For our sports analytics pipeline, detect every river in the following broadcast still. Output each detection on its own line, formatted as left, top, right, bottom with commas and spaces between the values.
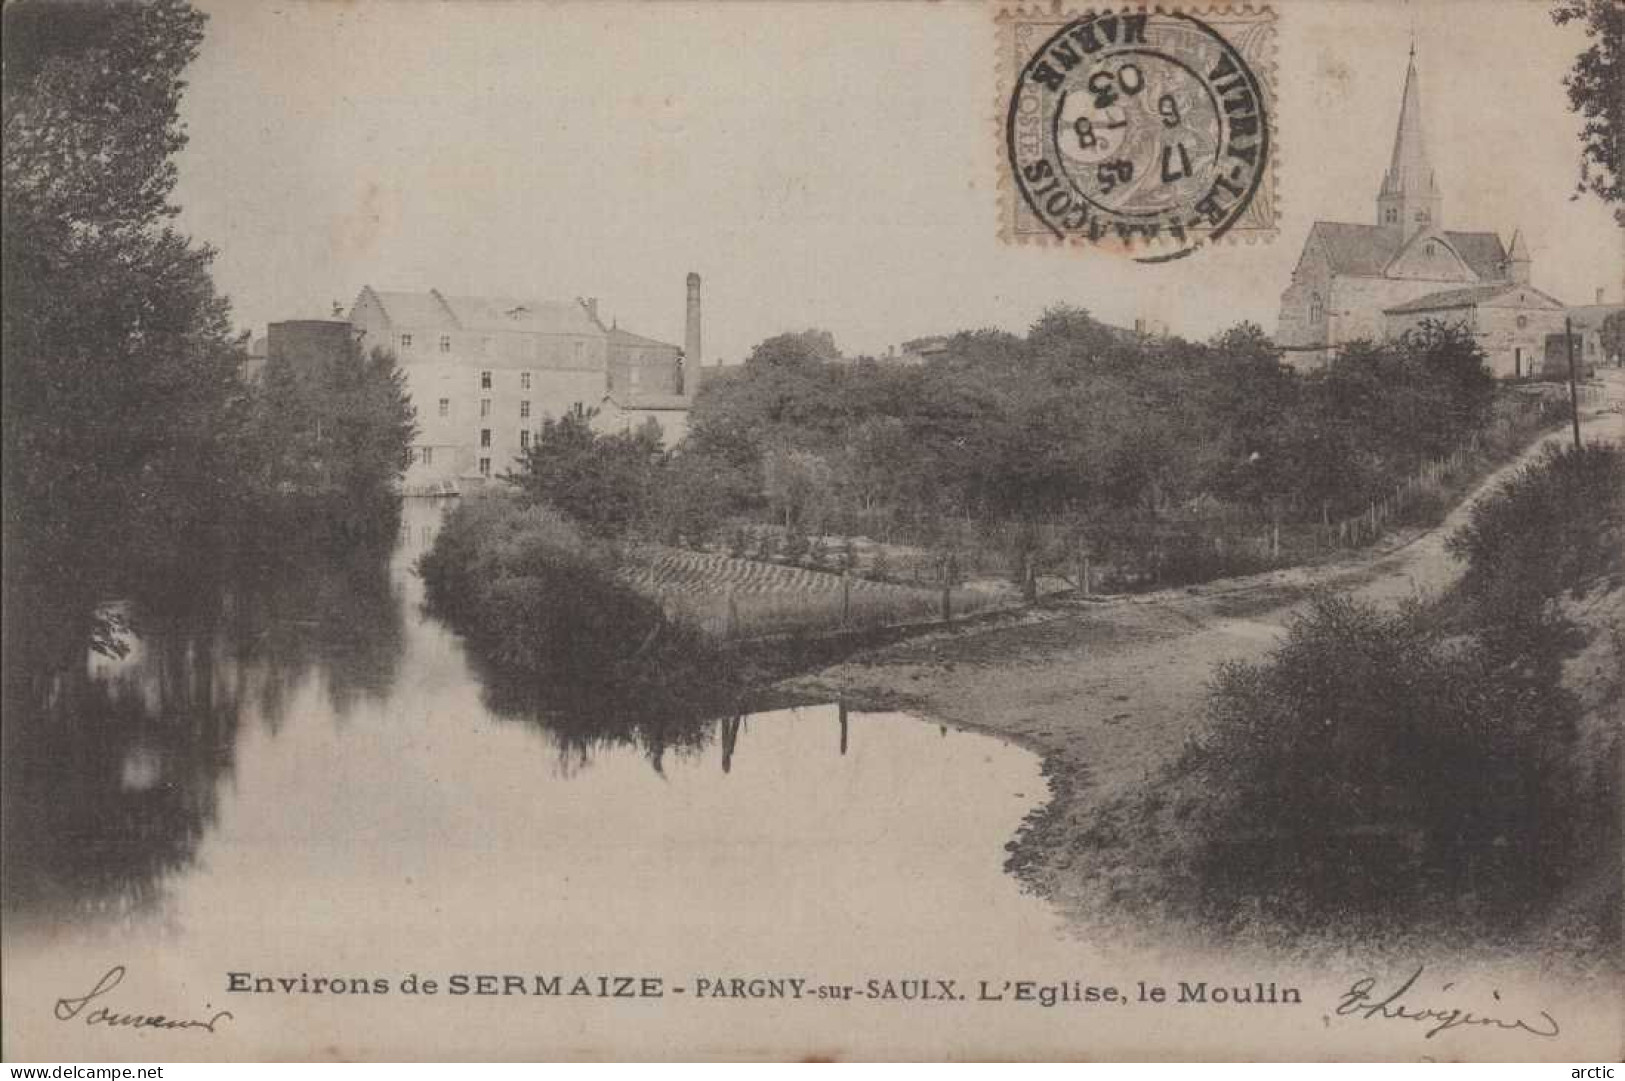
2, 497, 1073, 1058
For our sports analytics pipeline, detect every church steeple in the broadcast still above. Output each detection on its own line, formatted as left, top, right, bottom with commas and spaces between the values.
1377, 48, 1442, 238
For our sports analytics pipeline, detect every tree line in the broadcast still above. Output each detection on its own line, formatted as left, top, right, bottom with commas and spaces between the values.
506, 310, 1514, 589
3, 0, 415, 679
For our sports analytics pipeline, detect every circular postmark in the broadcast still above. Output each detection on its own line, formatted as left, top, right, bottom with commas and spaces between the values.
1006, 11, 1269, 261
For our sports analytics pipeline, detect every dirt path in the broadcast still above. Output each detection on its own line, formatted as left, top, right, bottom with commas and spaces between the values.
776, 407, 1624, 923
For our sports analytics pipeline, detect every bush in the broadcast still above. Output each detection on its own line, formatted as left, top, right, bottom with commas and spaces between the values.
1449, 442, 1625, 627
417, 492, 726, 704
1186, 592, 1582, 928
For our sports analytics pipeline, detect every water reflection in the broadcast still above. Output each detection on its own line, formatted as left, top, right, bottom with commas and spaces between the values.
2, 546, 408, 926
3, 498, 1053, 964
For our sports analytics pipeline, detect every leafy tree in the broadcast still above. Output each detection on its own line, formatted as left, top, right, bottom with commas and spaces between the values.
1553, 0, 1625, 224
504, 410, 661, 537
245, 339, 417, 546
3, 0, 248, 663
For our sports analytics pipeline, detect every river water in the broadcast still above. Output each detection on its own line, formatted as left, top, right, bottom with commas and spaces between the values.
5, 498, 1613, 1060
2, 497, 1073, 1058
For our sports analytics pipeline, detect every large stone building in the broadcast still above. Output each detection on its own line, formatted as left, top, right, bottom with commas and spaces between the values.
1276, 50, 1568, 378
349, 276, 701, 491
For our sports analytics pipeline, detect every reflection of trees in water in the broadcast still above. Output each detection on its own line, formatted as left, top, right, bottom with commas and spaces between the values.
1, 545, 406, 924
466, 651, 730, 776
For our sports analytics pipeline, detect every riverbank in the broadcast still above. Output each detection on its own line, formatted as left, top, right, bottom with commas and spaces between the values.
775, 407, 1625, 959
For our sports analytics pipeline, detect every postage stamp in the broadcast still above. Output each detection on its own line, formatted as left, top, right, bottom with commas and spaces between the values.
998, 5, 1278, 260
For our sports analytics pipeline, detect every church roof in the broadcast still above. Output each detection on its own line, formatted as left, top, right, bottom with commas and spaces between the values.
1384, 282, 1566, 315
1307, 222, 1508, 280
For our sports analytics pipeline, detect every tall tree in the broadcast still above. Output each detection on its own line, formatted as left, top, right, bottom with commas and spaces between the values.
3, 0, 246, 664
1552, 0, 1625, 224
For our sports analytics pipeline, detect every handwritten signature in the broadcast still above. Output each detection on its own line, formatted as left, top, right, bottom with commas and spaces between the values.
1335, 965, 1559, 1040
55, 966, 233, 1034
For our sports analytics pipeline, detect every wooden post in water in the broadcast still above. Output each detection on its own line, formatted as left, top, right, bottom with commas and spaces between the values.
838, 700, 848, 757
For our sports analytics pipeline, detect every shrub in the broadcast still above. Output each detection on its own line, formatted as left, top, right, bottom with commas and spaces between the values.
1187, 592, 1582, 928
417, 492, 726, 704
1449, 442, 1625, 627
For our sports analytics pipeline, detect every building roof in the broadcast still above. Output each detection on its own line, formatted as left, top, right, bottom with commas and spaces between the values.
602, 391, 692, 411
438, 295, 601, 336
363, 289, 458, 329
1307, 221, 1509, 280
607, 326, 680, 351
1567, 303, 1624, 330
1383, 282, 1566, 315
357, 288, 603, 337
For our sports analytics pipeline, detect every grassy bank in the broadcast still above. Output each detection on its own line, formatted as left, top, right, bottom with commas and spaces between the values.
1062, 441, 1623, 957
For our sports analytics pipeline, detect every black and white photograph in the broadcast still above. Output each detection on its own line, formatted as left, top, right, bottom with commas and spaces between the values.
2, 0, 1621, 1063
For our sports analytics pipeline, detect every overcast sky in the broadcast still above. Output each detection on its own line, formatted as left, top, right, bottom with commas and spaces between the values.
173, 0, 1623, 362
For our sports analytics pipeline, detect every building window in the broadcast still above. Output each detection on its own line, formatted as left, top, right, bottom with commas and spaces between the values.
480, 398, 491, 418
520, 400, 531, 419
520, 430, 530, 450
422, 447, 433, 467
1309, 292, 1324, 324
439, 334, 451, 353
1425, 241, 1436, 257
479, 457, 491, 477
480, 428, 491, 448
1384, 208, 1397, 224
438, 398, 449, 417
1516, 315, 1529, 329
400, 333, 413, 350
521, 372, 532, 391
480, 370, 492, 390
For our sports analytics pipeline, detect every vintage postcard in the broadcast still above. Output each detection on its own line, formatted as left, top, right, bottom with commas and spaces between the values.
2, 0, 1622, 1064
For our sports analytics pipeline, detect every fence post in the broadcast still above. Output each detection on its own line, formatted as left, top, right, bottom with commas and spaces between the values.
941, 580, 951, 624
1082, 556, 1091, 596
841, 570, 851, 626
1022, 551, 1037, 605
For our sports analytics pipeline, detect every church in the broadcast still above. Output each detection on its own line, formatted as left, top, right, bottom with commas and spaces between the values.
1276, 50, 1570, 378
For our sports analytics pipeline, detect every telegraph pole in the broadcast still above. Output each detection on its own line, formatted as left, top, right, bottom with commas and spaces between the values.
1566, 315, 1582, 450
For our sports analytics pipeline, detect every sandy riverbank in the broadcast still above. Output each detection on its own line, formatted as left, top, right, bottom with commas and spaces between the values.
776, 407, 1625, 946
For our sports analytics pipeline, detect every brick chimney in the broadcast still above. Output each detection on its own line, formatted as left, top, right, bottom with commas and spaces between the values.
684, 273, 702, 369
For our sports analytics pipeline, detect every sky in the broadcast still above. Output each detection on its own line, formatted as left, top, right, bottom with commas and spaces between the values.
171, 0, 1625, 362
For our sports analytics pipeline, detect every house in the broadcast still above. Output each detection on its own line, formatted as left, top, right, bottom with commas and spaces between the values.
1567, 294, 1625, 369
592, 390, 695, 446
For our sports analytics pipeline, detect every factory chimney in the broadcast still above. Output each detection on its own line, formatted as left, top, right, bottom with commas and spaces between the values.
685, 272, 702, 370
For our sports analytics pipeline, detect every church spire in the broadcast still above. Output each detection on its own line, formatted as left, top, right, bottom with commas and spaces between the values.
1377, 48, 1442, 237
